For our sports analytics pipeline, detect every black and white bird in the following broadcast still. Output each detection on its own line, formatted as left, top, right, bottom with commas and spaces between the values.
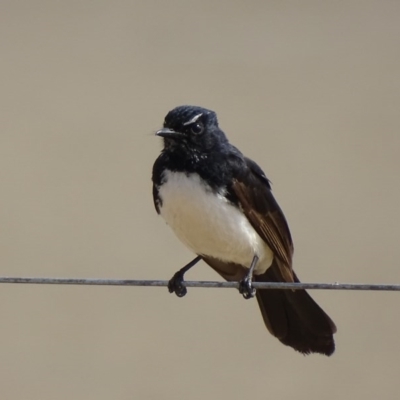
152, 105, 336, 355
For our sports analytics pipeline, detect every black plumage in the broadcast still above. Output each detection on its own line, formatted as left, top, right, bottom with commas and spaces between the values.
152, 105, 336, 355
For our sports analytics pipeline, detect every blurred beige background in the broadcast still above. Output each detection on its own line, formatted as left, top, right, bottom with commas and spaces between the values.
1, 1, 400, 399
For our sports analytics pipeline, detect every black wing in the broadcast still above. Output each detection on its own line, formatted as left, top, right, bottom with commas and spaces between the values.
230, 157, 294, 282
152, 155, 165, 215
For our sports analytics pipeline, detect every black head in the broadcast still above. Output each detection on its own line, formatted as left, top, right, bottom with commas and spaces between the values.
156, 105, 228, 152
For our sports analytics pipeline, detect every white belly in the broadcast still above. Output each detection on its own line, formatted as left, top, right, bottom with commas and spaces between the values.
157, 171, 273, 273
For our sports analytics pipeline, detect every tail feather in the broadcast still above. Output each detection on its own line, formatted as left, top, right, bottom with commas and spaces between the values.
255, 262, 336, 356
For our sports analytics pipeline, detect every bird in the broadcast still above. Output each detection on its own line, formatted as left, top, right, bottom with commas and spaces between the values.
152, 105, 336, 356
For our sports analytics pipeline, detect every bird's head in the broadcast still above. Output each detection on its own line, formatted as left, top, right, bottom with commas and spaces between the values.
156, 105, 228, 153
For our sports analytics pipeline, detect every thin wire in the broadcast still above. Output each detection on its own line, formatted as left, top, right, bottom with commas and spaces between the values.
0, 277, 399, 291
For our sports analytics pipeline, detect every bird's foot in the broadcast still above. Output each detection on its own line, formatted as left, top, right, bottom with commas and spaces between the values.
168, 270, 187, 297
167, 256, 202, 297
238, 276, 256, 299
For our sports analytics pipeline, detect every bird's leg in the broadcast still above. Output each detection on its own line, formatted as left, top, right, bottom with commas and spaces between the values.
168, 256, 202, 297
238, 255, 259, 299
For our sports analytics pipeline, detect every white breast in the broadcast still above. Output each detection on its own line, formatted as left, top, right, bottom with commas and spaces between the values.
157, 170, 273, 273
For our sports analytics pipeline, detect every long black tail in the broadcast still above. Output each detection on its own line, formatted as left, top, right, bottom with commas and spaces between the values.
255, 262, 336, 356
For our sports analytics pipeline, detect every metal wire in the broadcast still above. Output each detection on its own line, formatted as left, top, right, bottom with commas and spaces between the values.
0, 277, 399, 291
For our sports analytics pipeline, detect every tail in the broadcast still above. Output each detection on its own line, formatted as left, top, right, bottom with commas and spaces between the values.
255, 261, 337, 356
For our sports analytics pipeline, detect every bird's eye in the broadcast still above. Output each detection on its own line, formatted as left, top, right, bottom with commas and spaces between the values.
190, 122, 204, 135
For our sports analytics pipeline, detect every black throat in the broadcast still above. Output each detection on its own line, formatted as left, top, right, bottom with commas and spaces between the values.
152, 142, 245, 194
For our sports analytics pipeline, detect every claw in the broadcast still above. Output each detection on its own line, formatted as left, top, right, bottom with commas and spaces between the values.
167, 256, 202, 298
168, 271, 188, 297
238, 276, 256, 299
238, 255, 258, 299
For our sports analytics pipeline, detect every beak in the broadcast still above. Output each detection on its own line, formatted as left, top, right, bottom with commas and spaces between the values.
156, 128, 183, 139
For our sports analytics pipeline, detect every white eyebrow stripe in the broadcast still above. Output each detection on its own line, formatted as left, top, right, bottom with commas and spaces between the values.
183, 113, 203, 126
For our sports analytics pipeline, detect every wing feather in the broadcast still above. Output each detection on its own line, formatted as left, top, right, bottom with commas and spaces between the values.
231, 158, 294, 282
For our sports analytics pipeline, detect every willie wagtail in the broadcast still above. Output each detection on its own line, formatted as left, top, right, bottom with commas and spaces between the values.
152, 105, 336, 355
